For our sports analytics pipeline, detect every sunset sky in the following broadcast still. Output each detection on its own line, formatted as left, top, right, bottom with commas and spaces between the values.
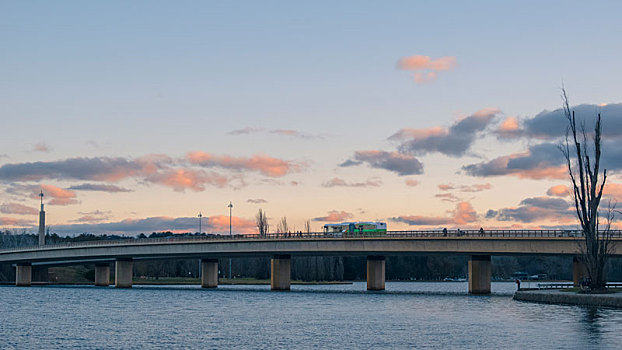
1, 1, 622, 235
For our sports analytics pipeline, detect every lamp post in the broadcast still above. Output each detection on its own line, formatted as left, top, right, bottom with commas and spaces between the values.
228, 201, 233, 280
198, 212, 202, 234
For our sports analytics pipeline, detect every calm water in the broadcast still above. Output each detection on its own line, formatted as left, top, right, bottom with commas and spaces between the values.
2, 282, 622, 349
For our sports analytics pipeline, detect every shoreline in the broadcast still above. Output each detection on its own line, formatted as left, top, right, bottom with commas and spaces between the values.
514, 289, 622, 308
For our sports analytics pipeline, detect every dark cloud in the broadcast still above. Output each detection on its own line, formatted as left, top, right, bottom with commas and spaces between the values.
321, 177, 382, 188
340, 151, 423, 176
247, 198, 267, 204
390, 108, 501, 157
68, 183, 133, 193
462, 143, 567, 179
48, 215, 256, 235
488, 196, 573, 223
521, 103, 622, 140
0, 157, 150, 182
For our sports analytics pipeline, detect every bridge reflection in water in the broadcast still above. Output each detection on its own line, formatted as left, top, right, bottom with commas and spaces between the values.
2, 230, 621, 294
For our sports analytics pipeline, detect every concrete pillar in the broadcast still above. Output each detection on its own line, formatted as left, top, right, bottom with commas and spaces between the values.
271, 255, 291, 291
115, 258, 133, 288
573, 257, 588, 287
95, 263, 110, 287
15, 263, 32, 287
201, 259, 218, 288
468, 255, 491, 294
367, 256, 386, 291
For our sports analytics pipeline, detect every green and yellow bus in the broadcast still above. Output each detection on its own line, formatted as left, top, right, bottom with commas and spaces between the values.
323, 222, 387, 236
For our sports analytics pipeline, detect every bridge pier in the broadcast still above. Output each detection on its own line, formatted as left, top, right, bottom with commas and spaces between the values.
468, 255, 491, 294
95, 263, 110, 286
115, 258, 133, 288
573, 257, 588, 287
367, 256, 385, 291
15, 263, 32, 287
271, 255, 291, 291
201, 259, 219, 288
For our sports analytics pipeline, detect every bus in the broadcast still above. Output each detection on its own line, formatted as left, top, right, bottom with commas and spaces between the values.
323, 222, 387, 236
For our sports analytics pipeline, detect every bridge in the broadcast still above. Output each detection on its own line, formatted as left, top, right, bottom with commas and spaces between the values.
2, 229, 621, 294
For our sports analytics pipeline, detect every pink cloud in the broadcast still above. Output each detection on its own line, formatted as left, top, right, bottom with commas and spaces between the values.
391, 201, 477, 226
547, 185, 571, 197
405, 179, 419, 187
187, 152, 300, 177
0, 203, 38, 215
321, 177, 382, 188
208, 215, 256, 232
146, 169, 229, 192
453, 202, 477, 225
40, 184, 78, 206
0, 217, 33, 226
496, 116, 522, 138
313, 210, 354, 222
33, 143, 50, 152
604, 183, 622, 201
397, 55, 457, 83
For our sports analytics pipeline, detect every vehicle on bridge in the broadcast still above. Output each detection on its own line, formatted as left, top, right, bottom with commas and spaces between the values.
323, 222, 387, 236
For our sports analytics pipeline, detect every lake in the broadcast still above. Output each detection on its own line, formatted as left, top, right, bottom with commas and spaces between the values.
2, 282, 621, 349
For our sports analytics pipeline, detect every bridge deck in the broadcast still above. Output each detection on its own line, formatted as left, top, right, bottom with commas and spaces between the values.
1, 230, 621, 265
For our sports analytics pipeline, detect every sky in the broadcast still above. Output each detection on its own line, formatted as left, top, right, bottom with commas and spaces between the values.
1, 1, 622, 235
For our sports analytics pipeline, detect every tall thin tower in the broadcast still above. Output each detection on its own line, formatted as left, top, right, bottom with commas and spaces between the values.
38, 190, 45, 246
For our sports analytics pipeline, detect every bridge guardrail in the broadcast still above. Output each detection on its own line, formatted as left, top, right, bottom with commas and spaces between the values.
1, 229, 621, 253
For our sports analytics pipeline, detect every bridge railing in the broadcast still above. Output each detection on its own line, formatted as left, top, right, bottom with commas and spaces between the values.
2, 229, 622, 253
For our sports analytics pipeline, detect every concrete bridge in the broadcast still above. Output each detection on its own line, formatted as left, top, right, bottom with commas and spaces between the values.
2, 230, 621, 294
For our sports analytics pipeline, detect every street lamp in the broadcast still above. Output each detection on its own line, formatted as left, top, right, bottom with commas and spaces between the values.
228, 201, 233, 280
198, 212, 202, 234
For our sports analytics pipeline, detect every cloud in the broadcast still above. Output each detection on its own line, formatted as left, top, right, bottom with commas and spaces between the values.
33, 143, 50, 152
603, 183, 622, 201
547, 185, 570, 197
228, 127, 263, 135
487, 196, 573, 223
390, 201, 477, 226
405, 179, 419, 187
0, 156, 162, 182
0, 203, 38, 215
228, 127, 325, 139
391, 108, 501, 157
495, 116, 522, 138
48, 215, 256, 235
247, 198, 267, 204
187, 152, 301, 177
313, 210, 354, 222
145, 169, 229, 192
340, 150, 423, 176
0, 217, 33, 227
321, 177, 382, 188
435, 193, 461, 202
396, 55, 457, 83
68, 183, 133, 193
40, 184, 78, 205
520, 103, 622, 140
438, 183, 492, 192
462, 143, 567, 180
6, 184, 79, 206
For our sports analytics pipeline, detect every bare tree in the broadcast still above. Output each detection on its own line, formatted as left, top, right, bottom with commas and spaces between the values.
276, 216, 289, 234
560, 89, 614, 292
255, 209, 269, 237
